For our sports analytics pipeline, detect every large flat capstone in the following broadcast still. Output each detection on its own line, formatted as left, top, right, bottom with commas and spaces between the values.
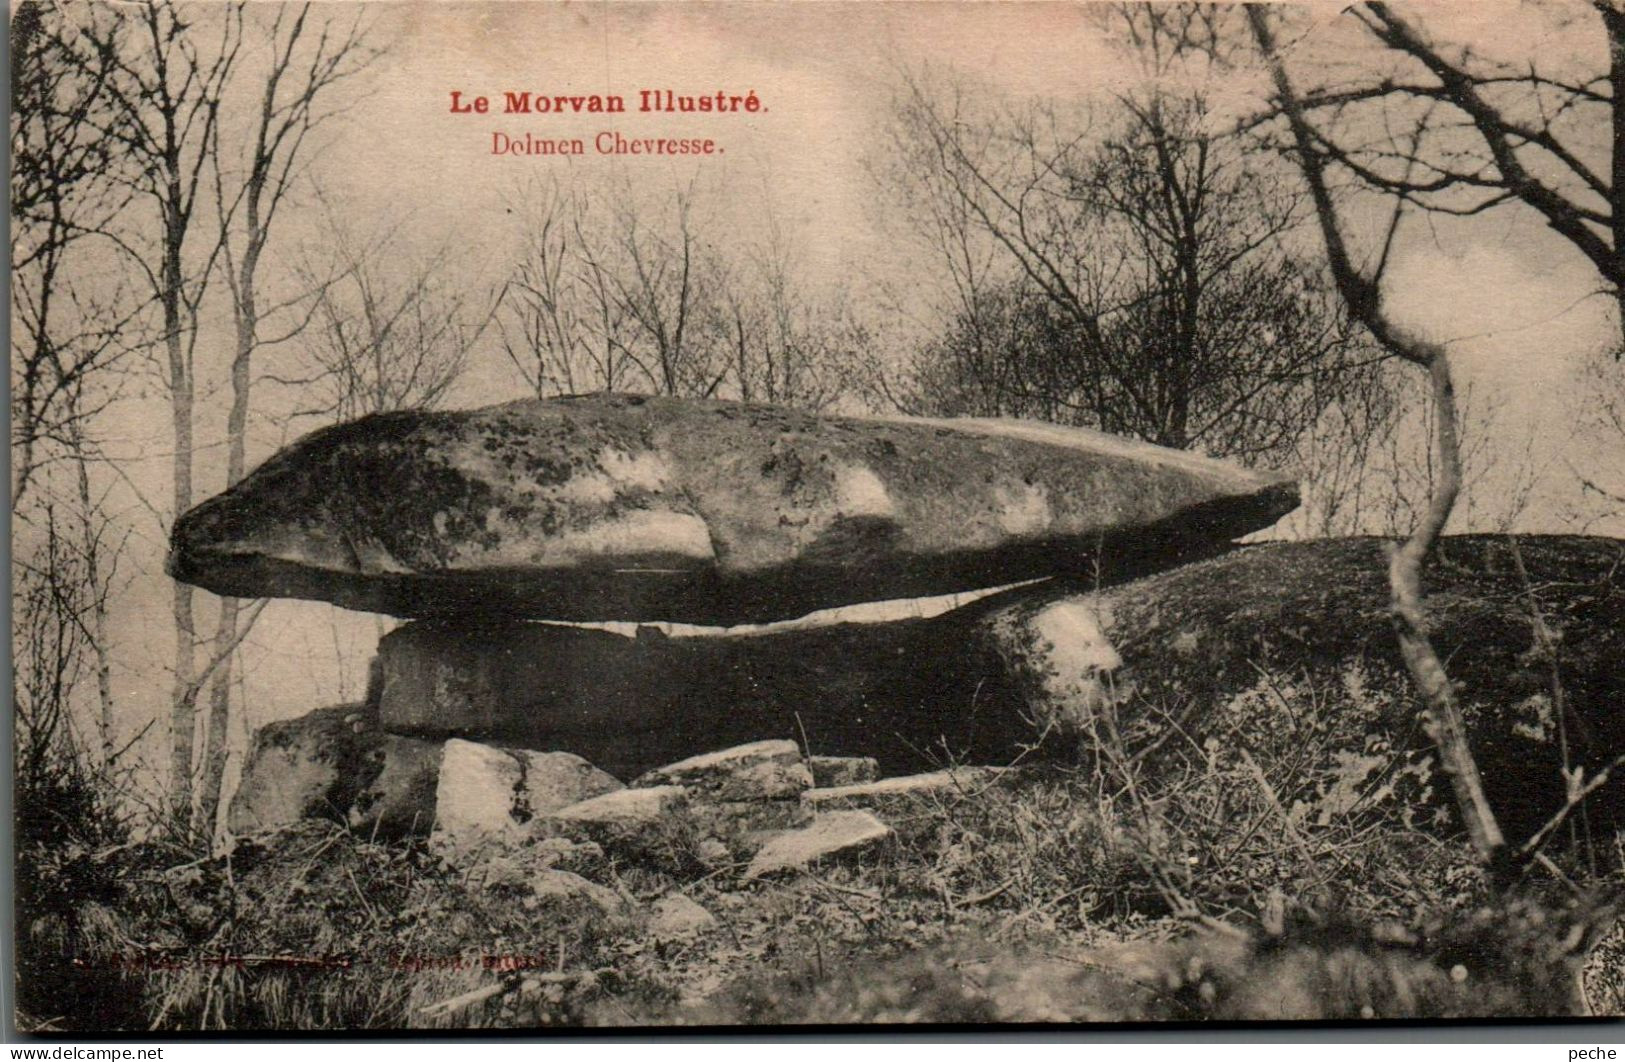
166, 394, 1297, 624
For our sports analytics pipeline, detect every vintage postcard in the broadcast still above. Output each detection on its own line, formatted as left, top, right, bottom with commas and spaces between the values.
10, 0, 1625, 1036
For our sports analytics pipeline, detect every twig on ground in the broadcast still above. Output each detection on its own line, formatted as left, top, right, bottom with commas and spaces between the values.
1520, 754, 1625, 864
418, 980, 509, 1019
960, 879, 1015, 908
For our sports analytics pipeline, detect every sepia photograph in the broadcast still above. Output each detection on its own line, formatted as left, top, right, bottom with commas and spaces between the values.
8, 0, 1625, 1036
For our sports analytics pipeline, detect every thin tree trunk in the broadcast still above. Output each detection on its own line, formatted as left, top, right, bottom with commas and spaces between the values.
196, 207, 261, 839
1606, 2, 1625, 352
70, 424, 116, 770
198, 598, 240, 837
1248, 4, 1508, 878
1386, 350, 1507, 870
165, 211, 197, 831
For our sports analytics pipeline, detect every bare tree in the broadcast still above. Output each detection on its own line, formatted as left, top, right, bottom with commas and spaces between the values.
71, 0, 381, 837
1571, 342, 1625, 527
496, 178, 639, 396
877, 17, 1377, 461
496, 177, 860, 408
1258, 0, 1622, 349
13, 494, 122, 780
899, 281, 1092, 422
67, 420, 126, 770
85, 0, 244, 832
602, 186, 729, 397
12, 411, 130, 798
1283, 365, 1546, 538
11, 1, 148, 833
1246, 0, 1625, 873
14, 502, 95, 803
720, 219, 865, 411
1248, 5, 1508, 876
289, 223, 487, 424
9, 0, 142, 509
1280, 359, 1407, 537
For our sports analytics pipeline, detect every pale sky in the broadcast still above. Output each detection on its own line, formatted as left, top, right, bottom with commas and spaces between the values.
302, 0, 1621, 432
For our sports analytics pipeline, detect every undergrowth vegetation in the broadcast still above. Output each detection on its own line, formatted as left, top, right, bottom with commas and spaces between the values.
1079, 661, 1480, 921
18, 654, 1618, 1032
14, 744, 143, 1033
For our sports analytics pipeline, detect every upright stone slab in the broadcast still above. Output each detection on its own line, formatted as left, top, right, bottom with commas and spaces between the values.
167, 394, 1298, 625
376, 579, 1122, 777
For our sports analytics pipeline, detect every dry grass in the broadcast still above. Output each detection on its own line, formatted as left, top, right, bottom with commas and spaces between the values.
16, 656, 1622, 1031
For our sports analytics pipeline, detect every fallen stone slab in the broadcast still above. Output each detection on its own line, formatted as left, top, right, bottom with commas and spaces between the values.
229, 705, 627, 843
227, 703, 442, 839
166, 393, 1298, 625
695, 838, 732, 866
801, 767, 1015, 811
634, 740, 812, 801
744, 810, 893, 879
809, 756, 880, 788
550, 786, 689, 830
690, 800, 812, 845
376, 581, 1127, 778
433, 739, 622, 846
531, 836, 605, 872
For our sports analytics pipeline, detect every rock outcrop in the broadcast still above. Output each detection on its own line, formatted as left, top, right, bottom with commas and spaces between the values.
1033, 534, 1625, 842
167, 393, 1297, 625
227, 704, 441, 838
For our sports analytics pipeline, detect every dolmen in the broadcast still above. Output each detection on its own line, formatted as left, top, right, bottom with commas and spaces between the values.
166, 393, 1299, 841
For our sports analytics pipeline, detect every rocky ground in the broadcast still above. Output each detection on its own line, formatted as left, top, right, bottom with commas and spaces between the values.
16, 754, 1620, 1031
17, 534, 1625, 1031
